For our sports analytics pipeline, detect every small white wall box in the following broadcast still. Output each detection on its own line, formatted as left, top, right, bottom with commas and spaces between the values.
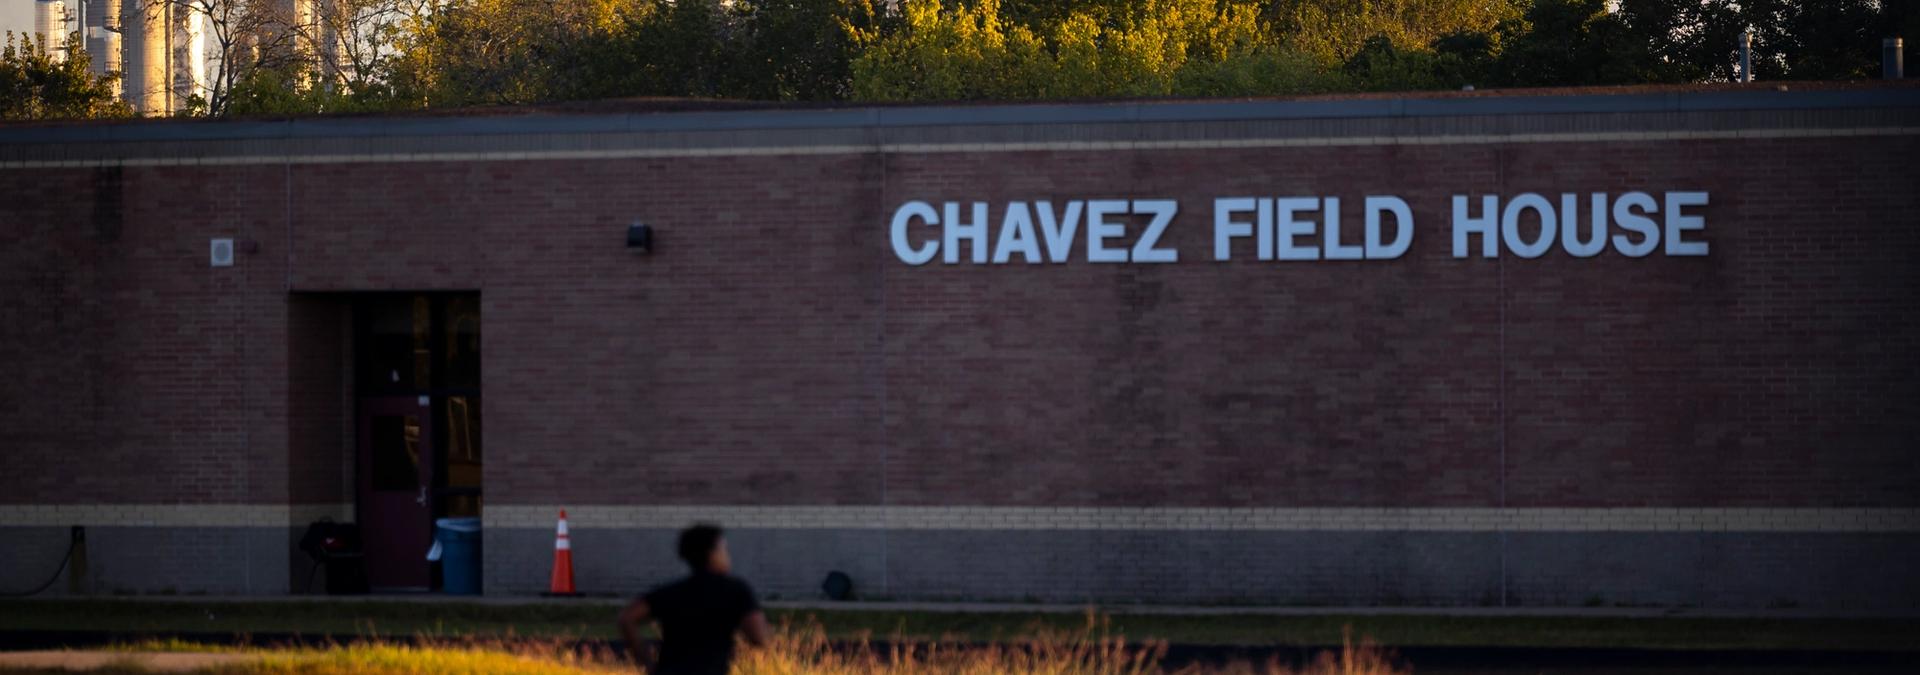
210, 238, 235, 267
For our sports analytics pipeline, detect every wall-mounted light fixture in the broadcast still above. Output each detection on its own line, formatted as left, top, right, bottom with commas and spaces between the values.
627, 222, 653, 253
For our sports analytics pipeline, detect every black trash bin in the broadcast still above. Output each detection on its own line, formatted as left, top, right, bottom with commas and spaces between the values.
299, 520, 369, 595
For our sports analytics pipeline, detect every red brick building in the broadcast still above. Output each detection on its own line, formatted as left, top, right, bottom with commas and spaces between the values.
2, 85, 1916, 607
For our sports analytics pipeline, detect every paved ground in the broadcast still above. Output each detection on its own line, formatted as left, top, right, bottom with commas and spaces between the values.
71, 594, 1920, 619
0, 651, 250, 672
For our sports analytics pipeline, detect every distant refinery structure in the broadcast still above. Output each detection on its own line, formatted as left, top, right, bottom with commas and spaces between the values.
30, 0, 346, 115
33, 0, 68, 60
118, 1, 209, 114
82, 0, 123, 97
31, 0, 210, 114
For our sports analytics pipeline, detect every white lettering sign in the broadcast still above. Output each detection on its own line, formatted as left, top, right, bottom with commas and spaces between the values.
888, 192, 1710, 264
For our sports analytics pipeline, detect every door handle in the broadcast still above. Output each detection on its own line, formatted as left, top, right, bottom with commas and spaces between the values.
416, 486, 428, 506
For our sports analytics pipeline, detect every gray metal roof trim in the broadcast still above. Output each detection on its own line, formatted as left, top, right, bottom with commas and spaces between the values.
875, 102, 1146, 126
284, 115, 634, 138
620, 107, 879, 132
1396, 94, 1675, 117
2, 87, 1916, 147
3, 120, 295, 145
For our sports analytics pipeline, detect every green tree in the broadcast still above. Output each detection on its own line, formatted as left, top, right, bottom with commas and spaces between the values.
222, 64, 406, 117
848, 0, 1054, 100
1271, 0, 1523, 61
1048, 0, 1266, 97
1492, 0, 1678, 87
1759, 0, 1890, 80
729, 0, 888, 100
574, 0, 737, 99
1342, 36, 1449, 91
1172, 46, 1346, 97
1620, 0, 1908, 82
1330, 29, 1509, 93
850, 0, 1303, 101
221, 67, 319, 116
1000, 0, 1146, 31
1615, 0, 1745, 82
0, 32, 131, 121
304, 0, 432, 103
388, 0, 624, 106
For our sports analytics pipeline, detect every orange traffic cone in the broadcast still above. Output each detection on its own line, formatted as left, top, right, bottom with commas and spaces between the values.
546, 509, 578, 596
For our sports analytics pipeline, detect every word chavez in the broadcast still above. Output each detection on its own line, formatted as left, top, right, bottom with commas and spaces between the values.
888, 192, 1710, 265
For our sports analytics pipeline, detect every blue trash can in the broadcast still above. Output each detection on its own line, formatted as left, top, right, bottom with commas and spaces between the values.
433, 517, 483, 595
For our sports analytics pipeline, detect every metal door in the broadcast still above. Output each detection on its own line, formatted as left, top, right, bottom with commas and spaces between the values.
357, 396, 435, 590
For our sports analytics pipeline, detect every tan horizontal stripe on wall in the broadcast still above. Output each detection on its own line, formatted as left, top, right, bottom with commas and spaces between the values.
1, 126, 1914, 170
485, 506, 1920, 533
0, 504, 352, 527
3, 504, 1913, 532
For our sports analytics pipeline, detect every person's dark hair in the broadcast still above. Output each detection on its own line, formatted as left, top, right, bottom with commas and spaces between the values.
677, 524, 724, 570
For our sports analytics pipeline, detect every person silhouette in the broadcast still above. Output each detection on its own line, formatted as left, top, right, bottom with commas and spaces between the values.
618, 524, 771, 674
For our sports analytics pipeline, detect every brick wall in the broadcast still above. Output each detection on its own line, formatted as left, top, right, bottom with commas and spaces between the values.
276, 137, 1915, 512
203, 136, 1916, 514
0, 165, 293, 505
287, 295, 349, 506
1, 95, 1915, 602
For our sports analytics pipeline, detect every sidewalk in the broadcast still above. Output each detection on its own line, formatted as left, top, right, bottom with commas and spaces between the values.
36, 594, 1919, 619
0, 651, 251, 672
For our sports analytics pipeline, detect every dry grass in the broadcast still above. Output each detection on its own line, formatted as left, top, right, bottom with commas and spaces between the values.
39, 615, 1408, 675
221, 641, 623, 675
735, 616, 1403, 675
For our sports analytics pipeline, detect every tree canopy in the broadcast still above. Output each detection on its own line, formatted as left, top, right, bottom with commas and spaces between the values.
1, 32, 131, 121
0, 0, 1910, 120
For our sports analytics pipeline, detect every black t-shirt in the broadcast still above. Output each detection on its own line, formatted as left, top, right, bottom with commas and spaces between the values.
642, 572, 761, 675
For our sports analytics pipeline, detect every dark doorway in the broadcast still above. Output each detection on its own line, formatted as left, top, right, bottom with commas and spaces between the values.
353, 293, 482, 591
